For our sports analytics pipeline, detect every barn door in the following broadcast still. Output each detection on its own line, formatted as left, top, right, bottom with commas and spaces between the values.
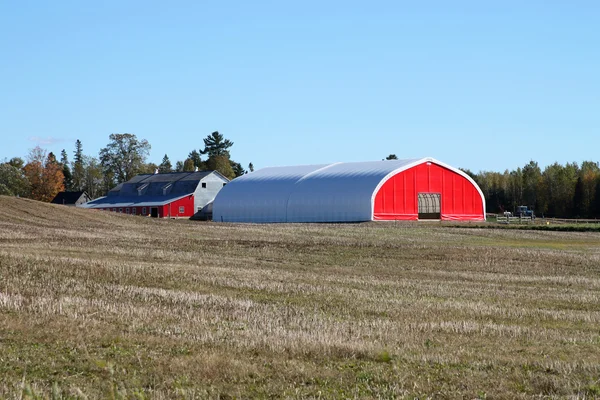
418, 193, 441, 220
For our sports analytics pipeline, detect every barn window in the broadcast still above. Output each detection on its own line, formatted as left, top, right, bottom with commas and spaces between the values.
179, 206, 185, 213
131, 208, 136, 215
142, 207, 147, 215
112, 208, 116, 212
119, 208, 123, 213
126, 208, 130, 214
202, 182, 207, 188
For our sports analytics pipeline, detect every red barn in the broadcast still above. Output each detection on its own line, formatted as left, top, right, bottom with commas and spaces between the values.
213, 157, 485, 222
83, 170, 229, 219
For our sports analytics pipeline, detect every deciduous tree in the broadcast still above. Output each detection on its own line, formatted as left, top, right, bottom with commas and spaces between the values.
99, 133, 151, 187
0, 162, 30, 197
183, 159, 195, 172
23, 147, 65, 202
82, 156, 104, 199
206, 155, 235, 180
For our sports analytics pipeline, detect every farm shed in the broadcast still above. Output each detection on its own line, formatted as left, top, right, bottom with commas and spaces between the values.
82, 170, 229, 219
213, 158, 485, 223
51, 191, 91, 207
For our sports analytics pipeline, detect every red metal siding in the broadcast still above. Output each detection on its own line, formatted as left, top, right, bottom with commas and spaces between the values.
161, 195, 195, 218
95, 196, 195, 218
373, 162, 484, 221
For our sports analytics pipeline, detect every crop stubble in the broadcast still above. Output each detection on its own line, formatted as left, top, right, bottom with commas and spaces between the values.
1, 196, 599, 398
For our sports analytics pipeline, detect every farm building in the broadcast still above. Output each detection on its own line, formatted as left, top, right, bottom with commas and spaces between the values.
213, 157, 485, 223
51, 191, 91, 207
82, 170, 229, 218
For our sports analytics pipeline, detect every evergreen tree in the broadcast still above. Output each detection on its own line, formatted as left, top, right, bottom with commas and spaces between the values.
47, 152, 58, 165
8, 157, 24, 169
200, 131, 233, 158
248, 162, 254, 173
594, 178, 600, 218
231, 161, 245, 177
385, 154, 398, 160
158, 154, 172, 173
187, 150, 204, 169
60, 149, 73, 191
175, 160, 184, 172
572, 176, 585, 217
72, 139, 85, 191
522, 161, 542, 213
579, 161, 600, 218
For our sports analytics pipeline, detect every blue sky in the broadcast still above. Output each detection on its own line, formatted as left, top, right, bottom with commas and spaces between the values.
1, 1, 598, 172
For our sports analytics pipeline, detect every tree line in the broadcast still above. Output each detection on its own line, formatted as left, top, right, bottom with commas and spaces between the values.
383, 155, 600, 219
0, 131, 252, 203
463, 161, 600, 218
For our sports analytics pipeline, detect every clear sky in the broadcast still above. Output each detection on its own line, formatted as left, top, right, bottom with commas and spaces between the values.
1, 1, 598, 173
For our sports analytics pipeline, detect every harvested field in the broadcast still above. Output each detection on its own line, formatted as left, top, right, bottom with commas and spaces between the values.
1, 196, 600, 398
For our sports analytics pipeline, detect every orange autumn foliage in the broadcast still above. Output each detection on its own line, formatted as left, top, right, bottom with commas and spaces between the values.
23, 148, 65, 202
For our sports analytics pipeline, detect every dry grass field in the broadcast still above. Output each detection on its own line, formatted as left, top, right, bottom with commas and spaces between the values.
1, 196, 600, 399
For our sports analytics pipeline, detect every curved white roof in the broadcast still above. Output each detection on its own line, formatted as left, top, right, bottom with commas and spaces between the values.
213, 158, 485, 223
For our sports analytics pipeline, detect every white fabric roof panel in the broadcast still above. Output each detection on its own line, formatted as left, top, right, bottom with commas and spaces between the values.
213, 164, 329, 222
213, 159, 427, 223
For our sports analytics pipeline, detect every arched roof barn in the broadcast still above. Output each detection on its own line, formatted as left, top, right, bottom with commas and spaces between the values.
213, 157, 485, 223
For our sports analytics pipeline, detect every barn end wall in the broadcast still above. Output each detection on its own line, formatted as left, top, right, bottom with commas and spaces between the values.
372, 162, 485, 221
194, 174, 228, 214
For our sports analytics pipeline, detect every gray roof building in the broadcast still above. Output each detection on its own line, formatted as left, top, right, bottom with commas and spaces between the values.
82, 171, 229, 219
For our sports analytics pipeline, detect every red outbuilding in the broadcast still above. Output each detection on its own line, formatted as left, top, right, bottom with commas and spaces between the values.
82, 170, 229, 219
373, 160, 484, 221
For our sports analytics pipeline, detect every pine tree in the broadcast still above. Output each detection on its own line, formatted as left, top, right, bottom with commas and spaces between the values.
200, 131, 233, 158
248, 162, 254, 172
158, 154, 172, 173
72, 139, 85, 191
187, 150, 203, 169
60, 149, 73, 191
231, 161, 245, 177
